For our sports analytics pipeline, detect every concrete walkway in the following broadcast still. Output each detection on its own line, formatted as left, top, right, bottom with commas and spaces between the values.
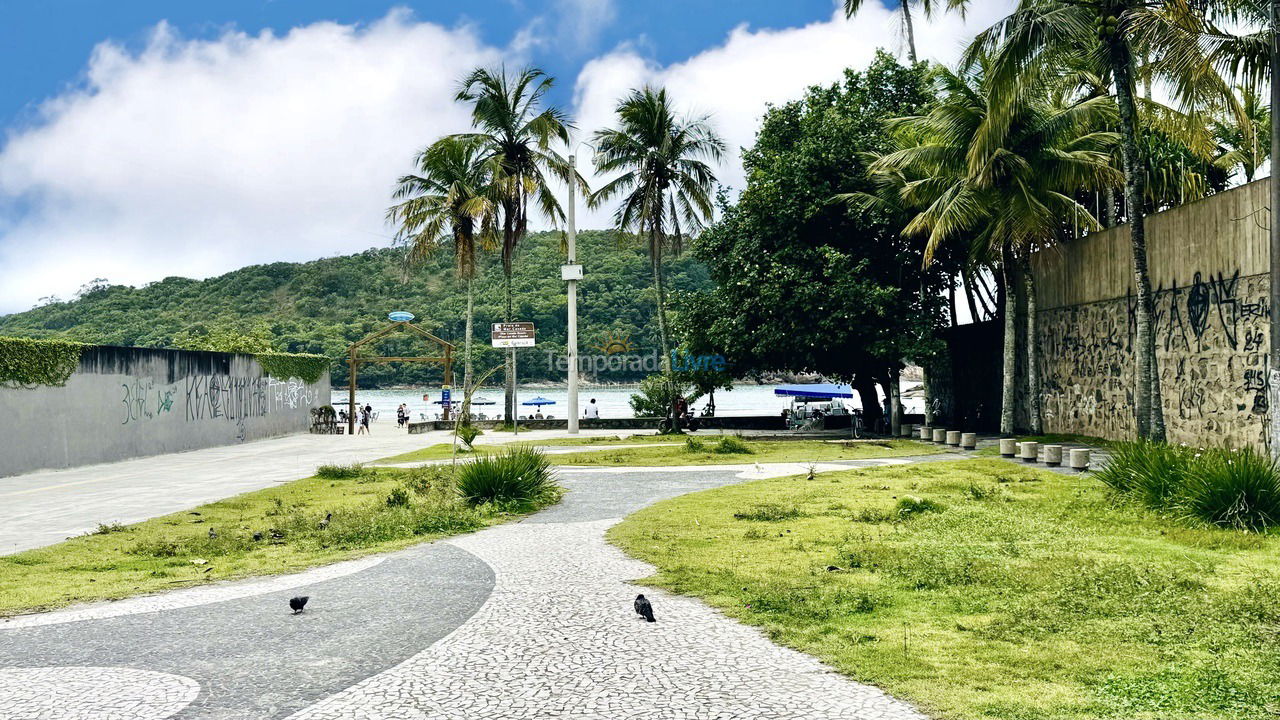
0, 461, 934, 720
0, 426, 654, 555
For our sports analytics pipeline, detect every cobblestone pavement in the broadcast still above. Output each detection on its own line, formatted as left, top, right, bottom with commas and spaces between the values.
0, 460, 940, 719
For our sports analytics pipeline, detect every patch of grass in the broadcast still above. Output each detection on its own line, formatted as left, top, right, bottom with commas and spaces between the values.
0, 463, 560, 618
554, 438, 943, 466
608, 458, 1280, 720
684, 437, 707, 453
456, 446, 559, 508
315, 463, 368, 479
712, 436, 753, 454
733, 503, 806, 521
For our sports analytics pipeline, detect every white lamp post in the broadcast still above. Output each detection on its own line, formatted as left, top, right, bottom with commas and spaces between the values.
564, 151, 584, 433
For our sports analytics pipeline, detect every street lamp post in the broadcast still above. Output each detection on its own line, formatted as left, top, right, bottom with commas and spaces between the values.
566, 153, 581, 434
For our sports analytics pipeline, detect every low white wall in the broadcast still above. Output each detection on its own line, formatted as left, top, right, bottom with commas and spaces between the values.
0, 346, 330, 477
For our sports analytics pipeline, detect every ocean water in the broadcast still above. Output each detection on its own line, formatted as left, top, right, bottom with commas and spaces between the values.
331, 382, 924, 422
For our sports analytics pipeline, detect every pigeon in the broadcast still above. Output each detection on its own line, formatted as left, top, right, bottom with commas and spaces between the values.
252, 531, 263, 542
289, 596, 309, 614
270, 529, 285, 540
634, 594, 656, 623
208, 528, 218, 540
318, 513, 331, 530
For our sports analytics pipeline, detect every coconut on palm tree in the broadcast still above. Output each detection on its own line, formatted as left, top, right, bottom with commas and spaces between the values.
588, 86, 725, 426
865, 59, 1121, 434
451, 66, 583, 424
387, 136, 495, 402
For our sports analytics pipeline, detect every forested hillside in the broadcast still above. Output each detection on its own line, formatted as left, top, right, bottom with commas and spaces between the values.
0, 231, 711, 387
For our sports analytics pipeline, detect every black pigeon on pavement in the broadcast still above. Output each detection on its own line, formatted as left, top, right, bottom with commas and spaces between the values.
318, 512, 331, 530
289, 596, 309, 614
634, 594, 656, 623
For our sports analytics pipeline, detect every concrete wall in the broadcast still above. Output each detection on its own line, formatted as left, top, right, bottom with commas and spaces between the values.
1032, 179, 1270, 448
0, 346, 330, 476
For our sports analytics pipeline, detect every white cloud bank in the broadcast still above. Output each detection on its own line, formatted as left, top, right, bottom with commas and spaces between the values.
0, 2, 1013, 314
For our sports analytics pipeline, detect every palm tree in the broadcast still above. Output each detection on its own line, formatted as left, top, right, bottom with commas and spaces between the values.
1210, 84, 1269, 182
452, 66, 582, 423
843, 0, 970, 63
589, 87, 725, 424
866, 59, 1121, 434
967, 0, 1235, 442
387, 136, 495, 402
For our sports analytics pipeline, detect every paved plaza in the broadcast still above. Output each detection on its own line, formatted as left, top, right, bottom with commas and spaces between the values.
0, 455, 936, 719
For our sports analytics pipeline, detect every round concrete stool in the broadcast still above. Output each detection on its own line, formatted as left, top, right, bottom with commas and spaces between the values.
999, 438, 1018, 457
1068, 448, 1091, 471
899, 424, 912, 438
960, 432, 977, 450
1043, 445, 1063, 466
932, 428, 947, 443
919, 426, 932, 440
945, 430, 961, 446
1019, 441, 1039, 462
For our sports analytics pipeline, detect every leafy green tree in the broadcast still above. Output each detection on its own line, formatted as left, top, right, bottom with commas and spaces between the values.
865, 58, 1121, 433
453, 66, 583, 422
843, 0, 970, 63
681, 53, 948, 427
589, 86, 725, 423
388, 136, 495, 399
172, 321, 280, 353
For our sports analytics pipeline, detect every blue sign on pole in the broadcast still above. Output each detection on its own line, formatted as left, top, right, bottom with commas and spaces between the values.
441, 389, 451, 404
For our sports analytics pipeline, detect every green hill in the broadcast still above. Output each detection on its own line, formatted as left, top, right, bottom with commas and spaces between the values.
0, 231, 711, 387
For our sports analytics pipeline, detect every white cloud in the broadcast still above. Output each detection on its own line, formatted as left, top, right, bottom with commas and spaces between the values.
0, 10, 502, 313
569, 1, 1015, 230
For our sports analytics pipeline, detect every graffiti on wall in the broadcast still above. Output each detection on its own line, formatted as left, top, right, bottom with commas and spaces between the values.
1040, 270, 1269, 448
118, 374, 319, 428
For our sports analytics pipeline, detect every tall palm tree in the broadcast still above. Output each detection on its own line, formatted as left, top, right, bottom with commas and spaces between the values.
387, 136, 495, 401
1210, 84, 1269, 182
452, 66, 582, 423
867, 59, 1121, 434
843, 0, 970, 63
589, 87, 725, 423
968, 0, 1232, 442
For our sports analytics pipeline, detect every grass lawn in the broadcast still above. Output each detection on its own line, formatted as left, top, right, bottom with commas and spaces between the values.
372, 434, 679, 465
551, 438, 943, 466
0, 465, 560, 618
609, 458, 1280, 720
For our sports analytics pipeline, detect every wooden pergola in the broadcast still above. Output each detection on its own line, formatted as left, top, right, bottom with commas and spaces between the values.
346, 320, 455, 435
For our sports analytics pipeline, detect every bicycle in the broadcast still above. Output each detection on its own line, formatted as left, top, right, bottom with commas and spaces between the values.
850, 411, 865, 439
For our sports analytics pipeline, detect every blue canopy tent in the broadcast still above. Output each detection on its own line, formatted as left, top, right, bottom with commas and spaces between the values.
774, 383, 856, 434
521, 397, 556, 407
773, 383, 854, 401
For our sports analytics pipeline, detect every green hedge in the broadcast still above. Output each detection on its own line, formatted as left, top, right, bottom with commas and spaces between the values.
0, 336, 88, 387
254, 352, 331, 384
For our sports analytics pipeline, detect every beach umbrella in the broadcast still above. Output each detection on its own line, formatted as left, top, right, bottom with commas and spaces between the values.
521, 397, 556, 407
470, 396, 497, 405
431, 399, 460, 405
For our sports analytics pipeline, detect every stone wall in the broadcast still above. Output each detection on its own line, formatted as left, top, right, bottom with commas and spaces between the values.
0, 346, 330, 476
1033, 179, 1270, 448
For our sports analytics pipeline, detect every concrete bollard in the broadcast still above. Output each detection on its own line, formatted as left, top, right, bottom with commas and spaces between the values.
1069, 448, 1091, 471
1043, 445, 1063, 466
919, 426, 932, 440
960, 432, 977, 450
945, 430, 961, 446
999, 438, 1018, 457
932, 428, 948, 443
899, 424, 913, 438
1019, 441, 1039, 462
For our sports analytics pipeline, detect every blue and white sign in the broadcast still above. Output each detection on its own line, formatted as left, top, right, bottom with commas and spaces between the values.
388, 311, 414, 322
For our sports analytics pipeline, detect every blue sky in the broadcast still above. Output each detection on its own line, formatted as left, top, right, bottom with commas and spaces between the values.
0, 0, 1010, 314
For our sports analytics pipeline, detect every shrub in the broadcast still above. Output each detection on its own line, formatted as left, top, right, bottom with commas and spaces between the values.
456, 446, 558, 507
713, 436, 753, 454
456, 424, 482, 450
896, 495, 944, 518
385, 487, 411, 508
316, 463, 366, 480
1181, 447, 1280, 532
733, 503, 805, 521
402, 465, 452, 495
1095, 441, 1194, 507
684, 436, 707, 453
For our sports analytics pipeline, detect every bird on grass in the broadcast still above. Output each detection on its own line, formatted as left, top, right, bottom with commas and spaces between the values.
208, 528, 218, 540
634, 594, 656, 623
252, 531, 263, 542
289, 596, 309, 614
318, 513, 331, 530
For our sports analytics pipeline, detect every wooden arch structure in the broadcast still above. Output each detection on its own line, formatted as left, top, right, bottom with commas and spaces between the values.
346, 320, 455, 435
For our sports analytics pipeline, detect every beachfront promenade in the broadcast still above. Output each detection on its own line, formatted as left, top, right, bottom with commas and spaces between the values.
0, 426, 635, 555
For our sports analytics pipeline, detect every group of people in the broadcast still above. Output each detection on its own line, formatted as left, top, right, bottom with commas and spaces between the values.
336, 398, 608, 431
337, 405, 374, 434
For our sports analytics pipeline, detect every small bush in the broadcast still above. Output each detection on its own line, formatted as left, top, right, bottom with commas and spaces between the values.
853, 506, 895, 523
1181, 447, 1280, 531
713, 436, 753, 454
402, 465, 452, 495
316, 463, 366, 480
94, 522, 127, 535
456, 445, 558, 507
734, 503, 805, 521
385, 487, 411, 507
456, 424, 482, 449
896, 495, 944, 518
1095, 441, 1195, 507
684, 437, 707, 453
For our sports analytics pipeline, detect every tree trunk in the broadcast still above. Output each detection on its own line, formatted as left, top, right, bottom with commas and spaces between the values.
503, 263, 515, 426
464, 279, 474, 398
1104, 187, 1118, 228
1022, 252, 1042, 434
1111, 37, 1165, 442
650, 230, 676, 426
855, 375, 882, 427
899, 0, 918, 63
948, 275, 959, 326
962, 268, 982, 323
888, 366, 902, 436
1000, 253, 1017, 435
